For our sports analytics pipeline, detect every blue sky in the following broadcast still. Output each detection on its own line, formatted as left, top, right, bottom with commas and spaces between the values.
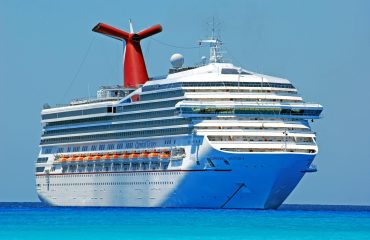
0, 0, 369, 205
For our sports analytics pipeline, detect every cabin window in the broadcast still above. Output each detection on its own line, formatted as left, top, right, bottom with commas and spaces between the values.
36, 157, 48, 163
36, 167, 45, 172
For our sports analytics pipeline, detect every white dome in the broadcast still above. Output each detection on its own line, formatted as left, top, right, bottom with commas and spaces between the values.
170, 53, 184, 69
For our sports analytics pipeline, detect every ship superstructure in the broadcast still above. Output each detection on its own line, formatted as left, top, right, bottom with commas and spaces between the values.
35, 21, 322, 209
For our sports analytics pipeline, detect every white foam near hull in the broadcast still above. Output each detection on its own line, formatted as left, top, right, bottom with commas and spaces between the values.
37, 138, 315, 209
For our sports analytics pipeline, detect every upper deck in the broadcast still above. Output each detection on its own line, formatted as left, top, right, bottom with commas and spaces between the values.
41, 62, 322, 124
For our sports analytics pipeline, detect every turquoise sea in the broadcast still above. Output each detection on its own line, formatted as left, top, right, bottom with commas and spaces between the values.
0, 203, 369, 240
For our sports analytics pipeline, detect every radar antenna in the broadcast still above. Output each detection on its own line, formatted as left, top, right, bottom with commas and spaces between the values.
199, 17, 224, 63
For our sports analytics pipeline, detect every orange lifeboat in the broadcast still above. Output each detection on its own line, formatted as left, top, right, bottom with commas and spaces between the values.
113, 152, 121, 159
148, 151, 159, 158
94, 154, 102, 160
121, 152, 130, 159
102, 153, 112, 160
86, 154, 94, 161
83, 154, 93, 161
139, 151, 149, 158
60, 155, 68, 162
159, 152, 170, 159
129, 152, 139, 159
70, 155, 77, 162
73, 155, 80, 162
77, 154, 85, 161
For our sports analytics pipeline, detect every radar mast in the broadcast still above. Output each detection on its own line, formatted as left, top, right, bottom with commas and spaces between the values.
199, 18, 224, 63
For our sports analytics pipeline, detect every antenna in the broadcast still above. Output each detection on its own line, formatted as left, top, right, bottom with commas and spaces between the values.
199, 17, 224, 63
211, 16, 215, 39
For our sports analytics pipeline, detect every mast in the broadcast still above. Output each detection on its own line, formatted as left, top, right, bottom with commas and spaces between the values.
199, 18, 224, 63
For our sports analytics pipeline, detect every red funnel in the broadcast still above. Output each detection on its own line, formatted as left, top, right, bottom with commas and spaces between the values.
92, 22, 162, 88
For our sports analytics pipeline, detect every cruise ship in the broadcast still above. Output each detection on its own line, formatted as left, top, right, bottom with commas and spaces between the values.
35, 21, 323, 209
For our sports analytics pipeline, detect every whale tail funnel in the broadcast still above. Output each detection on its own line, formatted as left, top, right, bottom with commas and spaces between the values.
93, 21, 162, 88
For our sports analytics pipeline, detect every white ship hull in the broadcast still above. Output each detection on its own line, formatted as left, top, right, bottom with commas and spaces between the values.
36, 137, 315, 209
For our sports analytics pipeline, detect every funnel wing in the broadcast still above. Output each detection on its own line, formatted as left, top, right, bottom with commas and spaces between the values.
137, 24, 162, 40
92, 23, 129, 41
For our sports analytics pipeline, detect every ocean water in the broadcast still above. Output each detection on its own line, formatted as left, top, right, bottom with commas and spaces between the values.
0, 203, 369, 240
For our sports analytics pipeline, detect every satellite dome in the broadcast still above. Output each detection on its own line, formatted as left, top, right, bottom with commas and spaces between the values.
170, 53, 184, 69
